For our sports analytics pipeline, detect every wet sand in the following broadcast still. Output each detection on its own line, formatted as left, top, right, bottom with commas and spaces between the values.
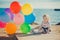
0, 25, 60, 40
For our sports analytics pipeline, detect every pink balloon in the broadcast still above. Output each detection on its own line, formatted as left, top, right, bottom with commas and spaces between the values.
14, 13, 24, 25
0, 21, 6, 28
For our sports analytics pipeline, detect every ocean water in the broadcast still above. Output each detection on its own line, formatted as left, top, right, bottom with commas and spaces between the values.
0, 8, 60, 24
33, 9, 60, 24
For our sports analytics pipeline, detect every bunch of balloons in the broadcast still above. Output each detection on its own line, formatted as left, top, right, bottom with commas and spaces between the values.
0, 1, 36, 34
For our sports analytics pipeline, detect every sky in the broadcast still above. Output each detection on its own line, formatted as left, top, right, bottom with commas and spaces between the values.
0, 0, 60, 9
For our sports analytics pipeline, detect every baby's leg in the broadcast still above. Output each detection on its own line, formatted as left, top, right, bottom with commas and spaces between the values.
31, 28, 38, 34
41, 27, 48, 34
38, 27, 43, 33
31, 26, 41, 34
31, 28, 35, 33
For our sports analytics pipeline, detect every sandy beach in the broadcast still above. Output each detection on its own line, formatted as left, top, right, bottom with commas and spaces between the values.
16, 25, 60, 40
0, 25, 60, 40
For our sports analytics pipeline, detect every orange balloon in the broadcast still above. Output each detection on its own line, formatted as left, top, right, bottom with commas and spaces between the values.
5, 23, 17, 34
10, 1, 21, 14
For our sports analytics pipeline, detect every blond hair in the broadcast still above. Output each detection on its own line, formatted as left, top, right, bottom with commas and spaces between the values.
43, 14, 50, 21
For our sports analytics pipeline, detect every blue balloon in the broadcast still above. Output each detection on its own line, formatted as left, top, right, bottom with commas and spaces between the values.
0, 8, 10, 22
24, 13, 36, 24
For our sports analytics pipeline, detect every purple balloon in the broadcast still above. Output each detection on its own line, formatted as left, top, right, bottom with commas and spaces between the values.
5, 8, 14, 20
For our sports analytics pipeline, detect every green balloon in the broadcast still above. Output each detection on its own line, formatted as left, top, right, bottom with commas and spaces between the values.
20, 23, 31, 34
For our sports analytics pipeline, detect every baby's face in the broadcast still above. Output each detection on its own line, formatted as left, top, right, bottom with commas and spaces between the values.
43, 17, 48, 22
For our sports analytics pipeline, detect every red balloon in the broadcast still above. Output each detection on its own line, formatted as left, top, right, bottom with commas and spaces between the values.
0, 21, 6, 28
10, 1, 21, 14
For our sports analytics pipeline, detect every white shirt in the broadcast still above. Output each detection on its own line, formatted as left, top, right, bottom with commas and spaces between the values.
41, 21, 50, 28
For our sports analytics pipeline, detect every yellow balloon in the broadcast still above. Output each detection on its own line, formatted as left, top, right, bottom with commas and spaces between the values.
22, 3, 33, 15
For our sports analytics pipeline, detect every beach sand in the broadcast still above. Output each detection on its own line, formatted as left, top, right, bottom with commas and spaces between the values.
0, 25, 60, 40
17, 25, 60, 40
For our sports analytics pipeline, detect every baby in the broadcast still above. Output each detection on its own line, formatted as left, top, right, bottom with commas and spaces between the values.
39, 14, 51, 34
31, 14, 51, 34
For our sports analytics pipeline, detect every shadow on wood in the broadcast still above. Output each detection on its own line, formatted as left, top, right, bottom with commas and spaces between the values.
0, 34, 18, 40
